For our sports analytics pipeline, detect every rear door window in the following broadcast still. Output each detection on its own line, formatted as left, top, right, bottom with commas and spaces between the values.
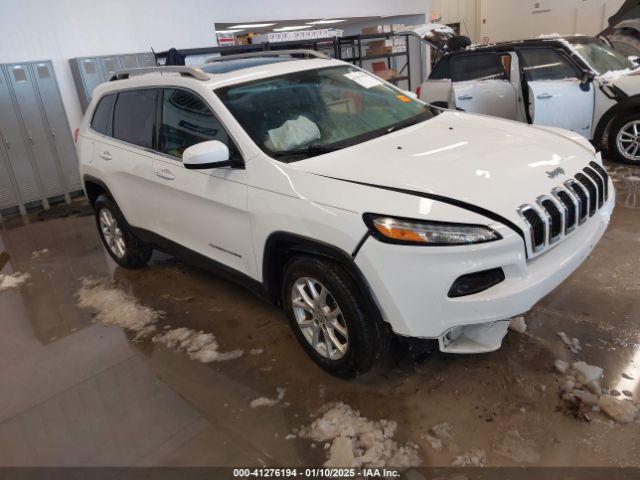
159, 88, 236, 159
112, 89, 158, 149
90, 93, 116, 136
451, 54, 507, 82
518, 48, 580, 81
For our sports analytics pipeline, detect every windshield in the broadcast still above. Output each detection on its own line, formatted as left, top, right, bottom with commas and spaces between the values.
215, 66, 433, 161
569, 39, 636, 75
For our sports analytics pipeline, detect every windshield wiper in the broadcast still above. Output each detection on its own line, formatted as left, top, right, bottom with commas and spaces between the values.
385, 111, 433, 134
272, 144, 337, 159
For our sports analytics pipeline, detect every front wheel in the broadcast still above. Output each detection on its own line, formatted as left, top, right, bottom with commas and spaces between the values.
608, 112, 640, 164
282, 256, 388, 378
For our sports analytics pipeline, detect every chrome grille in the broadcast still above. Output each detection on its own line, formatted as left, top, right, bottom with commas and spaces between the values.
517, 163, 610, 257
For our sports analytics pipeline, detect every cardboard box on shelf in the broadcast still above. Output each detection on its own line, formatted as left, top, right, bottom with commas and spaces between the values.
367, 39, 393, 56
361, 24, 392, 35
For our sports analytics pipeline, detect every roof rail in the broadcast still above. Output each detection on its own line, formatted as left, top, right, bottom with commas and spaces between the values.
109, 66, 209, 82
205, 49, 330, 64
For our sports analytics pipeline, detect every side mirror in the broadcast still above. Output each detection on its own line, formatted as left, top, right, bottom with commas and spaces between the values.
183, 140, 232, 169
580, 71, 595, 91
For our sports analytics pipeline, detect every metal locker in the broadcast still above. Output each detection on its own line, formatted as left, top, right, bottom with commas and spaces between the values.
0, 66, 41, 207
99, 56, 121, 80
30, 61, 81, 191
6, 63, 65, 197
137, 53, 157, 67
69, 57, 104, 111
119, 54, 140, 69
0, 139, 18, 210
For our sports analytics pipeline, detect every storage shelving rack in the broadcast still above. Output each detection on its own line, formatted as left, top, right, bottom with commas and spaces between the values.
154, 32, 413, 90
334, 32, 411, 90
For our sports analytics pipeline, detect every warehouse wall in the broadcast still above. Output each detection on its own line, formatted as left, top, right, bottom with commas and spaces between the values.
479, 0, 627, 43
430, 0, 480, 43
0, 0, 430, 134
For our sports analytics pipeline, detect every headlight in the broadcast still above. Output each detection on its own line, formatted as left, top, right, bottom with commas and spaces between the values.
363, 214, 502, 246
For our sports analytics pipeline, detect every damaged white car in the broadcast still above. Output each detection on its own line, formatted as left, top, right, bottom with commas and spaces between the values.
78, 51, 614, 377
407, 26, 640, 164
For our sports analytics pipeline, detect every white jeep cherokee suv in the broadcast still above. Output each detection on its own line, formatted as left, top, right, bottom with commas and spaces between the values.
406, 25, 640, 164
77, 51, 614, 377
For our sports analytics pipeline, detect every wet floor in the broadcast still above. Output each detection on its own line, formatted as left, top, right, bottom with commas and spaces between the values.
0, 163, 639, 467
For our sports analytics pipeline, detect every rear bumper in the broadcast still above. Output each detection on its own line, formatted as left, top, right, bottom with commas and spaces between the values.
355, 193, 614, 346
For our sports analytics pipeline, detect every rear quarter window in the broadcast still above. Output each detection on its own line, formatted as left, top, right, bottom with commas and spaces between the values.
90, 93, 116, 135
430, 57, 451, 80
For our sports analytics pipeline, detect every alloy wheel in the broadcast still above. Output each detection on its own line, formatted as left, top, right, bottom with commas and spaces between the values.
617, 120, 640, 162
291, 277, 349, 360
99, 208, 126, 258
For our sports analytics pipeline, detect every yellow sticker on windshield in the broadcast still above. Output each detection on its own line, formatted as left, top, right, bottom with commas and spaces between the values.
396, 94, 411, 103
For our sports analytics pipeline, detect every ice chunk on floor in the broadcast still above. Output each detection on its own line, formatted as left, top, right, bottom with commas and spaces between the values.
496, 430, 540, 464
598, 395, 638, 424
76, 277, 161, 337
509, 316, 527, 334
299, 402, 420, 468
0, 271, 31, 292
153, 327, 243, 363
572, 361, 603, 385
452, 449, 486, 467
250, 387, 286, 408
31, 248, 49, 259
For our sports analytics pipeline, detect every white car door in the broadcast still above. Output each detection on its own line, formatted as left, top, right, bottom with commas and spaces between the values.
93, 89, 158, 232
149, 88, 254, 277
450, 53, 518, 120
519, 47, 596, 138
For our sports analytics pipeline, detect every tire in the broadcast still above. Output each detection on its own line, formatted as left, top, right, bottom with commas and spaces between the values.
282, 255, 388, 378
94, 194, 152, 269
606, 111, 640, 164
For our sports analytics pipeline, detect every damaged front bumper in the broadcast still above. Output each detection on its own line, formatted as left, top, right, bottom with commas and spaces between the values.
438, 321, 510, 354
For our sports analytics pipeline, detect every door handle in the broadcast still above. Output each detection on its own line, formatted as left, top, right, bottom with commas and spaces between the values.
99, 151, 112, 161
458, 94, 473, 101
154, 167, 175, 180
537, 93, 553, 100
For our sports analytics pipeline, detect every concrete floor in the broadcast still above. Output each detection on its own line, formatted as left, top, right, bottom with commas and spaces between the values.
0, 163, 639, 467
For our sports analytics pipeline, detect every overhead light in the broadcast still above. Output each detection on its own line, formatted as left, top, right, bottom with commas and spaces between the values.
228, 23, 276, 29
217, 29, 244, 34
274, 25, 309, 31
306, 19, 347, 25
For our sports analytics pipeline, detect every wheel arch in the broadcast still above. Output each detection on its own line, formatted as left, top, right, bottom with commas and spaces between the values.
594, 93, 640, 147
261, 232, 383, 322
83, 174, 114, 208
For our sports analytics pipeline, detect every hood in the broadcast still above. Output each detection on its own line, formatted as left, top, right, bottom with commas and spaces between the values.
295, 111, 598, 226
395, 23, 457, 52
599, 67, 640, 95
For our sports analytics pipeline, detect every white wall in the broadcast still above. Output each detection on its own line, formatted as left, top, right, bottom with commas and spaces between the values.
479, 0, 626, 43
431, 0, 480, 42
0, 0, 430, 134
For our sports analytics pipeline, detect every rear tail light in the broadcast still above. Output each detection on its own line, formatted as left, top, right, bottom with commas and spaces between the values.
73, 128, 79, 143
416, 86, 422, 99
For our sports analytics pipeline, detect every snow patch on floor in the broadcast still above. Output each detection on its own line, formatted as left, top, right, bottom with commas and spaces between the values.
452, 449, 486, 467
153, 326, 243, 363
495, 430, 541, 464
76, 278, 162, 338
0, 271, 31, 292
299, 402, 420, 468
77, 278, 243, 363
250, 387, 286, 408
31, 248, 49, 259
